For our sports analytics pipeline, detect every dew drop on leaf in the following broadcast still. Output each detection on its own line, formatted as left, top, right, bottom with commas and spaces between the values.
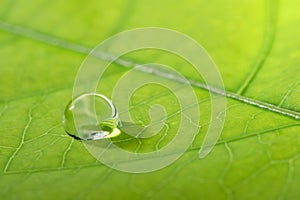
62, 93, 121, 140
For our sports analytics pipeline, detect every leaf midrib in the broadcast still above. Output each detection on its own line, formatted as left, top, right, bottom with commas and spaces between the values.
0, 19, 300, 120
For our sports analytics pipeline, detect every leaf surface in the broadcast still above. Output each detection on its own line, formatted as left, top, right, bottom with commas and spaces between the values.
0, 0, 300, 199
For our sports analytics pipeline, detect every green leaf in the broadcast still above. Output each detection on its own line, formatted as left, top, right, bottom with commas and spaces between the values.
1, 0, 300, 199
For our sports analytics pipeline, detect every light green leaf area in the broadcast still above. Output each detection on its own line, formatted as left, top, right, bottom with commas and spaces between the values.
1, 0, 300, 199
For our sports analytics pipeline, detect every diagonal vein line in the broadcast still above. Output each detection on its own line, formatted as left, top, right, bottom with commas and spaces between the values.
236, 0, 278, 95
3, 106, 34, 173
279, 81, 300, 107
3, 123, 300, 175
0, 20, 91, 54
0, 18, 300, 120
60, 138, 74, 168
215, 123, 300, 146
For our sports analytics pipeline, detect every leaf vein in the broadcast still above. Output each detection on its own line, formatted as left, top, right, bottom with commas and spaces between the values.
60, 138, 74, 168
236, 0, 278, 95
3, 106, 34, 173
0, 17, 300, 121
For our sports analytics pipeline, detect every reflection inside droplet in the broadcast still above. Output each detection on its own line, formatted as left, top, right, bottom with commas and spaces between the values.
62, 93, 121, 140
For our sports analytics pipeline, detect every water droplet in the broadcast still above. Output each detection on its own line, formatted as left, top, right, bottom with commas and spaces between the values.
62, 93, 121, 140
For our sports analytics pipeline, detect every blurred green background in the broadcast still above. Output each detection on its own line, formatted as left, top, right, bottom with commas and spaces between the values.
1, 0, 300, 199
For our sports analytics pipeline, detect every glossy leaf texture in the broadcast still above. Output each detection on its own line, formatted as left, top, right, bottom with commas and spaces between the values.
0, 0, 300, 199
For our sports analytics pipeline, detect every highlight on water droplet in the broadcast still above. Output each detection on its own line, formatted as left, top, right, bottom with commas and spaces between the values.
62, 93, 121, 140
